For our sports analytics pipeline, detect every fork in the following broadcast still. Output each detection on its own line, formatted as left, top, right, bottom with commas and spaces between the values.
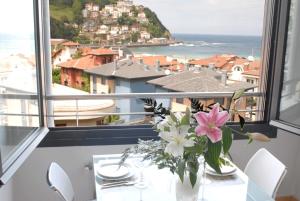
101, 181, 137, 189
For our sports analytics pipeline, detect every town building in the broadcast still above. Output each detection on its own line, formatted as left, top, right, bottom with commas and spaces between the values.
189, 55, 261, 91
85, 59, 167, 122
57, 48, 117, 89
133, 55, 184, 72
52, 84, 115, 127
51, 40, 79, 69
147, 68, 256, 120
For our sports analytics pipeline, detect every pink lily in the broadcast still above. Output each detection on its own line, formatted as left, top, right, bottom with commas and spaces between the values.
194, 104, 229, 143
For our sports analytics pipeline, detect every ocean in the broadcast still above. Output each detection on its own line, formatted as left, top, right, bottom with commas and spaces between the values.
0, 33, 35, 58
129, 34, 262, 60
0, 33, 262, 61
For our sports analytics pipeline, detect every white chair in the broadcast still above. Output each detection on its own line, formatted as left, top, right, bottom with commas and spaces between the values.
47, 162, 75, 201
244, 148, 287, 198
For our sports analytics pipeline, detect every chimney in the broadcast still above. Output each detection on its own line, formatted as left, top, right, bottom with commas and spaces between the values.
221, 70, 227, 86
144, 64, 150, 71
139, 58, 143, 64
184, 63, 189, 71
155, 60, 161, 71
114, 60, 119, 70
208, 63, 215, 70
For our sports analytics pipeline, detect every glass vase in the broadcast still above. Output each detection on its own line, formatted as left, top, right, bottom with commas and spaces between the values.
175, 172, 201, 201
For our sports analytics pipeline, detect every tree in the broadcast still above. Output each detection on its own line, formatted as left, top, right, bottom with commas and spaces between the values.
52, 68, 61, 84
72, 0, 83, 24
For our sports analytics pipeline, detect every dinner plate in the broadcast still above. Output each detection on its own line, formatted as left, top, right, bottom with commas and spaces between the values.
96, 162, 134, 180
206, 162, 237, 176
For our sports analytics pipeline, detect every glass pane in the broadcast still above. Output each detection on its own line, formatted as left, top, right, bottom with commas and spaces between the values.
0, 0, 39, 166
49, 0, 265, 127
279, 0, 300, 126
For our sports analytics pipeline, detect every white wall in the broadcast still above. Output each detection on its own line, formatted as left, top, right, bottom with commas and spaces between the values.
295, 141, 300, 199
0, 178, 14, 201
0, 130, 299, 201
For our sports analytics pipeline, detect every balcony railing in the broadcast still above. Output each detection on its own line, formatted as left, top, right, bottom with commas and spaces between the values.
0, 92, 263, 127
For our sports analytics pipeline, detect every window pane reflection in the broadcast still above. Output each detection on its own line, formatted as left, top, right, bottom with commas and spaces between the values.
0, 0, 39, 165
279, 0, 300, 126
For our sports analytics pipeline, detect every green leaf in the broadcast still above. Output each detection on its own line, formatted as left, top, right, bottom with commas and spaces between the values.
177, 160, 185, 183
222, 127, 232, 154
170, 112, 177, 123
248, 138, 253, 144
189, 172, 197, 188
238, 115, 245, 130
181, 115, 189, 125
204, 140, 222, 174
232, 89, 245, 101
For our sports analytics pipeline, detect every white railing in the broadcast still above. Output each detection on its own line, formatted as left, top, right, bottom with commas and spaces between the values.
0, 92, 263, 127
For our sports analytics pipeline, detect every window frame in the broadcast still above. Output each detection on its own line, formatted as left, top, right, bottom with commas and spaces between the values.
265, 0, 300, 135
41, 0, 286, 147
0, 0, 49, 185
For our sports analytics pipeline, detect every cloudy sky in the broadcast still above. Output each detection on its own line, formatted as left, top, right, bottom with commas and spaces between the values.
0, 0, 34, 35
132, 0, 265, 36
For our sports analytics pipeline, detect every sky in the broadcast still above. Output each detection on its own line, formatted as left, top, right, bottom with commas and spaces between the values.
132, 0, 265, 36
0, 0, 34, 35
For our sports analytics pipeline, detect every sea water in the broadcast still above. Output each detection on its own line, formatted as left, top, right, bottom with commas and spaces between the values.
129, 34, 262, 60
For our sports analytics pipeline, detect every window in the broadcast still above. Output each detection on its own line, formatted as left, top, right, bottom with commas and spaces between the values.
41, 0, 284, 145
48, 0, 268, 128
0, 0, 48, 185
270, 0, 300, 134
101, 77, 106, 85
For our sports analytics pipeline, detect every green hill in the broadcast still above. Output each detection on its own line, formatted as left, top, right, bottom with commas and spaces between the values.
49, 0, 171, 41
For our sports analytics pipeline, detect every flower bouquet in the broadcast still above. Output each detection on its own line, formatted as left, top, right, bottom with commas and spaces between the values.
120, 90, 270, 200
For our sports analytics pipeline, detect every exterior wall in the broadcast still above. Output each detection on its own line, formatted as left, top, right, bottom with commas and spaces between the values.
155, 87, 170, 109
130, 79, 157, 121
90, 75, 115, 94
52, 47, 77, 69
61, 68, 84, 89
115, 78, 131, 122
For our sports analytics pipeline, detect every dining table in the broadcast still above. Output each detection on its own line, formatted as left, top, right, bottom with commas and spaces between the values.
93, 154, 274, 201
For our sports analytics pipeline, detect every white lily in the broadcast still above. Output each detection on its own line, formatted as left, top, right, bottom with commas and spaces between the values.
156, 116, 176, 131
159, 125, 194, 157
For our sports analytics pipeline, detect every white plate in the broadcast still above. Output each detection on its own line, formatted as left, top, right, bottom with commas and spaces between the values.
96, 162, 134, 180
206, 163, 237, 176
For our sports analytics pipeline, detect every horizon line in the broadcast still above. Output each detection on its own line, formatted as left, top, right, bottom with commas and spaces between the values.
171, 33, 262, 37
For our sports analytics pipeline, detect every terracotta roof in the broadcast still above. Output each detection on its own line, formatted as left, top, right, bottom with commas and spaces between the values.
133, 55, 170, 66
85, 59, 167, 79
133, 55, 183, 71
189, 55, 261, 77
189, 55, 236, 68
62, 41, 79, 46
84, 48, 117, 56
79, 47, 92, 55
57, 55, 101, 70
147, 69, 255, 92
50, 39, 66, 46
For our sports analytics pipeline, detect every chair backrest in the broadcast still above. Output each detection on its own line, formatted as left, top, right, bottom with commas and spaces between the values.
47, 162, 75, 201
244, 148, 287, 198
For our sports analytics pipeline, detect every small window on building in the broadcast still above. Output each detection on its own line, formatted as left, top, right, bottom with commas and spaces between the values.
176, 98, 184, 104
101, 77, 106, 85
214, 98, 224, 105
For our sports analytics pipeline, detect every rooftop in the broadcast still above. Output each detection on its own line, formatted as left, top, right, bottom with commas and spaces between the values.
62, 41, 80, 47
147, 69, 255, 92
57, 55, 100, 70
189, 54, 261, 77
84, 48, 117, 56
85, 59, 167, 79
